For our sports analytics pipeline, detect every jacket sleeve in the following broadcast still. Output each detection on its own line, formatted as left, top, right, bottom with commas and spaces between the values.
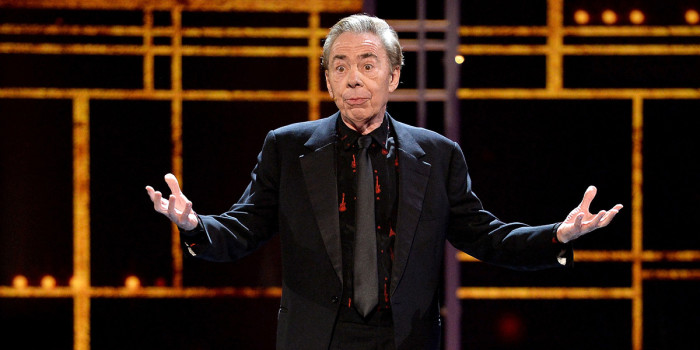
444, 141, 572, 270
180, 130, 281, 262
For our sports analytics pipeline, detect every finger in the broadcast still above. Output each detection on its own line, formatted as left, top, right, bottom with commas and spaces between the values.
145, 186, 156, 201
180, 201, 193, 226
167, 194, 178, 219
152, 191, 166, 213
579, 185, 597, 214
164, 173, 183, 196
585, 210, 606, 229
574, 212, 584, 230
599, 206, 622, 227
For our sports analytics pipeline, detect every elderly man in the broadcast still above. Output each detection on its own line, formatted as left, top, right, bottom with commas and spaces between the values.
146, 14, 622, 350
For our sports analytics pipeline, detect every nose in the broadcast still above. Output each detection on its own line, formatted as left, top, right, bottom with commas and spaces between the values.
346, 67, 364, 88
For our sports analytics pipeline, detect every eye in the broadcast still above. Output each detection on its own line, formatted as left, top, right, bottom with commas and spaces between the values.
335, 65, 346, 73
363, 64, 373, 71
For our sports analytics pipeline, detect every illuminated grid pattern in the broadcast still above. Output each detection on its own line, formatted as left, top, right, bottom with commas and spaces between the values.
0, 1, 361, 349
449, 2, 700, 350
0, 0, 699, 349
380, 0, 700, 348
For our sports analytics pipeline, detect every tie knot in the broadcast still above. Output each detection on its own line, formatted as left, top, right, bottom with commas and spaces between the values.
358, 135, 372, 149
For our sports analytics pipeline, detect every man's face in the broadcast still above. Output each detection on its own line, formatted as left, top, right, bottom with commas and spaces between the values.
325, 32, 400, 133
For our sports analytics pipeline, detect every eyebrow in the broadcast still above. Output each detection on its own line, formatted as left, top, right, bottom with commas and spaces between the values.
331, 53, 379, 63
359, 53, 378, 60
332, 54, 347, 62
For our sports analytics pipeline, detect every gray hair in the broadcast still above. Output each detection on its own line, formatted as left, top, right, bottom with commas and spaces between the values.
322, 14, 404, 71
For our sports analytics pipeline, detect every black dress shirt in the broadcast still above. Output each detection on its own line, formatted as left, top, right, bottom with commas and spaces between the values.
336, 115, 399, 324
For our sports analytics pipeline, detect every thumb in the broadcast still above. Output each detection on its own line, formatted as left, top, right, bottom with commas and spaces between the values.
575, 212, 584, 228
164, 173, 183, 196
579, 185, 597, 214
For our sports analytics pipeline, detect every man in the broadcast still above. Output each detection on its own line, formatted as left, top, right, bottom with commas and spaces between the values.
146, 14, 622, 350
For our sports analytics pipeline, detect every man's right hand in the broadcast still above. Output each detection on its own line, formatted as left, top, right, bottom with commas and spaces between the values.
146, 173, 199, 231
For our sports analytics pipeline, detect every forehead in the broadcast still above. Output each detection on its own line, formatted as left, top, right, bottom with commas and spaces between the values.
330, 32, 388, 60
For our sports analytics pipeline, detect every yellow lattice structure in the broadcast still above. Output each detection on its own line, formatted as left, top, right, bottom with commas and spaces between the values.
0, 1, 359, 349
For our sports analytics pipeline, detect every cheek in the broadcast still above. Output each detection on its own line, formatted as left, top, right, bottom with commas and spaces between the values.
331, 71, 346, 82
365, 71, 380, 80
330, 78, 344, 92
369, 82, 388, 98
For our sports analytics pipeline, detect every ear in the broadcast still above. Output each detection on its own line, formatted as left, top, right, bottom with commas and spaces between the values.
388, 66, 401, 93
324, 70, 334, 98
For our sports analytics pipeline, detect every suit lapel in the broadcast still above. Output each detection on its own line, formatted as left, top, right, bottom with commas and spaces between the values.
299, 113, 343, 285
390, 119, 431, 296
298, 114, 432, 292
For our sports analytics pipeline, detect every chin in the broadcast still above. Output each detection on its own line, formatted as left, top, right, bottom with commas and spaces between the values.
343, 111, 370, 121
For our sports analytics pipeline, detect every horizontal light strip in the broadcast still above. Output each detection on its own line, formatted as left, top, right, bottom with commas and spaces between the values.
565, 26, 700, 37
392, 23, 700, 37
0, 89, 325, 100
0, 0, 363, 12
0, 43, 315, 56
457, 287, 635, 299
456, 88, 700, 99
0, 286, 283, 298
4, 41, 700, 57
642, 269, 700, 280
4, 24, 700, 38
0, 24, 327, 38
3, 88, 700, 101
458, 250, 700, 262
456, 44, 700, 55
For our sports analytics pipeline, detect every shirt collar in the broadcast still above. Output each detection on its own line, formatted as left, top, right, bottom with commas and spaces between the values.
337, 114, 391, 151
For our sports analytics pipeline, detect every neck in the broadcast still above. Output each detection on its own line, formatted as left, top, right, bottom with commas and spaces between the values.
341, 112, 385, 135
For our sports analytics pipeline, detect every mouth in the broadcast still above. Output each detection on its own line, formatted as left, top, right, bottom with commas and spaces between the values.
344, 97, 370, 106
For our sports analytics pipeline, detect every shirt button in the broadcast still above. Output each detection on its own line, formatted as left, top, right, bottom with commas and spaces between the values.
331, 296, 339, 304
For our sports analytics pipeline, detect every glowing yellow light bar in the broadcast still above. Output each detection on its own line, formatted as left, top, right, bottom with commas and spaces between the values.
0, 0, 363, 12
457, 287, 634, 299
458, 250, 700, 262
642, 269, 700, 280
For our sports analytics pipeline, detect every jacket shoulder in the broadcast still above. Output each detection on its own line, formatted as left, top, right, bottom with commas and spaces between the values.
273, 118, 324, 135
392, 118, 458, 151
269, 115, 334, 143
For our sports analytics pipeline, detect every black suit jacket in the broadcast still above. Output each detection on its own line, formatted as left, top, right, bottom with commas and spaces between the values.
182, 112, 570, 349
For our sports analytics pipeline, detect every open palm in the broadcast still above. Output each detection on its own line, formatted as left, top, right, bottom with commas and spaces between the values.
557, 186, 623, 243
145, 173, 199, 231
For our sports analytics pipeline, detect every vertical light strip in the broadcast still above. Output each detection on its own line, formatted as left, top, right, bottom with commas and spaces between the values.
444, 0, 461, 348
443, 0, 460, 141
362, 0, 376, 15
631, 95, 644, 350
416, 0, 427, 128
143, 7, 154, 91
546, 0, 564, 91
73, 93, 91, 350
170, 6, 184, 288
308, 9, 321, 121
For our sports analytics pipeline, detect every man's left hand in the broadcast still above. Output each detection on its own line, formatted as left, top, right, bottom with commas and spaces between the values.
557, 186, 623, 243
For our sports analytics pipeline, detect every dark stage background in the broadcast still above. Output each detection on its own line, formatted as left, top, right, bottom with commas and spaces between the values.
1, 0, 699, 349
